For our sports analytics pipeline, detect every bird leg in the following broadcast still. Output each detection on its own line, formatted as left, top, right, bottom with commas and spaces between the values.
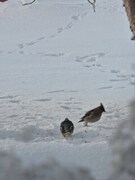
84, 121, 88, 127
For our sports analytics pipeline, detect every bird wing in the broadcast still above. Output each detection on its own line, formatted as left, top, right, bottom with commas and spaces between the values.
70, 124, 74, 131
78, 106, 100, 123
78, 109, 95, 122
81, 108, 95, 119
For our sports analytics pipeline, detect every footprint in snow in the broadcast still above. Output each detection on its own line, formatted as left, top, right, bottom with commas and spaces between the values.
110, 69, 120, 74
18, 43, 24, 49
75, 53, 105, 68
65, 22, 73, 29
0, 95, 17, 100
98, 86, 113, 90
26, 42, 36, 46
37, 36, 45, 41
57, 27, 63, 33
9, 100, 21, 104
71, 15, 80, 21
35, 98, 52, 102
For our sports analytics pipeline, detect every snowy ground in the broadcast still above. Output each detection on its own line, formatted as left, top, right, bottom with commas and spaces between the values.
0, 0, 135, 180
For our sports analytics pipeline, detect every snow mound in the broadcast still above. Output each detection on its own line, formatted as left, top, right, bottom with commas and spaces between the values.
110, 101, 135, 180
0, 152, 22, 180
0, 125, 60, 142
0, 151, 94, 180
16, 124, 60, 142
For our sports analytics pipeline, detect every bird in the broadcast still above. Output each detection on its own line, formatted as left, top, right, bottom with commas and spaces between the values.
78, 103, 106, 126
60, 118, 74, 137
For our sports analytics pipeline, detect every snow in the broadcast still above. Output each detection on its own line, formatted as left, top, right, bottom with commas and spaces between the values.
110, 101, 135, 180
0, 0, 135, 180
0, 151, 94, 180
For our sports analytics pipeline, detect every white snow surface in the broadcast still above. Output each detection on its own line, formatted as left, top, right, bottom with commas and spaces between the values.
0, 0, 135, 180
110, 101, 135, 180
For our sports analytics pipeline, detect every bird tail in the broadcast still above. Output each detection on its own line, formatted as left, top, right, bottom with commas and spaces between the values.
78, 118, 84, 123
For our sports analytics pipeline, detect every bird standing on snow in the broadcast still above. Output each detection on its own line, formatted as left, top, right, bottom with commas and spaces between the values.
78, 103, 106, 126
60, 118, 74, 137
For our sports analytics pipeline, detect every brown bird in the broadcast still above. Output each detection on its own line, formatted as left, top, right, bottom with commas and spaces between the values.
78, 103, 106, 126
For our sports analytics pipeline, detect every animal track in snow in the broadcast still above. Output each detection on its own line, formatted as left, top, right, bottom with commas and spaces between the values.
61, 105, 82, 111
57, 27, 63, 33
98, 86, 113, 90
54, 12, 88, 36
26, 42, 36, 46
35, 98, 52, 102
110, 76, 128, 82
37, 36, 45, 41
7, 114, 19, 119
47, 90, 65, 94
110, 69, 132, 84
17, 36, 46, 53
9, 100, 21, 104
18, 44, 24, 49
44, 53, 64, 57
110, 69, 120, 74
75, 52, 105, 68
0, 95, 18, 100
71, 14, 80, 21
16, 11, 88, 54
60, 105, 71, 110
47, 89, 78, 94
65, 22, 73, 29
